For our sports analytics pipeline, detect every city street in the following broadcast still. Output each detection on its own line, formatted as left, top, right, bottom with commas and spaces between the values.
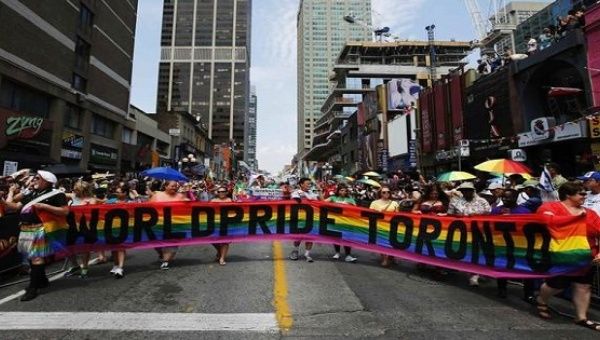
0, 243, 598, 339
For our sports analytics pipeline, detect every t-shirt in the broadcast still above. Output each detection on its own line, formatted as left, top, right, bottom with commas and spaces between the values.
538, 201, 600, 257
291, 189, 319, 200
20, 189, 68, 224
369, 199, 399, 212
583, 192, 600, 216
326, 196, 356, 205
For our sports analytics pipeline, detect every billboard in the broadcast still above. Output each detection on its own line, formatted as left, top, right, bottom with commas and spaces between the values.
434, 83, 447, 149
387, 79, 422, 111
449, 74, 464, 144
420, 88, 433, 153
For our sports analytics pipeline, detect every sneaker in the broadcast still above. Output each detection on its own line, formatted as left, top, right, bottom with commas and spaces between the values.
113, 267, 124, 279
64, 266, 80, 277
305, 256, 314, 263
344, 255, 357, 263
289, 250, 299, 261
332, 253, 340, 260
468, 274, 480, 287
160, 261, 170, 270
110, 266, 118, 274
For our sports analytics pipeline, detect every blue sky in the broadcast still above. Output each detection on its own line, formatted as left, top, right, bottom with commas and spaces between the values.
130, 0, 551, 174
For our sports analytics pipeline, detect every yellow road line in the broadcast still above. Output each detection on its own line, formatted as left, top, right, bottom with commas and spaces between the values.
272, 241, 293, 331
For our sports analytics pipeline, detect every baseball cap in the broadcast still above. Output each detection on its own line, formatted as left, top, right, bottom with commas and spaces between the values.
577, 171, 600, 181
37, 170, 57, 184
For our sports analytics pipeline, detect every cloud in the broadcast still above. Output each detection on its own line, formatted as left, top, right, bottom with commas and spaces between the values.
371, 0, 427, 38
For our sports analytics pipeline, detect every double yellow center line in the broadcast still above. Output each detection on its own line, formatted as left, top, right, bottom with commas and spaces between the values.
272, 241, 293, 331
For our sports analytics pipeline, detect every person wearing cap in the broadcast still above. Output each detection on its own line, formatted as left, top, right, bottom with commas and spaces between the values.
516, 180, 542, 212
487, 183, 505, 208
579, 171, 600, 216
0, 170, 69, 301
448, 181, 491, 287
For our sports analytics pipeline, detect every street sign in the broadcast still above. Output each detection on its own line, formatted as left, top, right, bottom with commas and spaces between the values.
509, 149, 527, 162
168, 128, 181, 136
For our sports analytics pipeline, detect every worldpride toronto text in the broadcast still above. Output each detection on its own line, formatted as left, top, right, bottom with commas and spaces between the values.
64, 201, 559, 273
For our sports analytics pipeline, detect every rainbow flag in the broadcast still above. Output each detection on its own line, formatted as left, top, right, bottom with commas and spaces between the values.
38, 201, 593, 279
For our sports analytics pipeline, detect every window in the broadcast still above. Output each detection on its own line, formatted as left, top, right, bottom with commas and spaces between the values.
91, 115, 114, 138
0, 79, 50, 117
122, 127, 135, 144
75, 37, 91, 70
79, 4, 94, 31
64, 104, 81, 129
72, 73, 87, 92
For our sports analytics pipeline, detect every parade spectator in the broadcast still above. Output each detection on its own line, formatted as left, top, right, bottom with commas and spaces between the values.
538, 28, 553, 50
149, 181, 188, 270
516, 180, 543, 212
210, 186, 233, 265
448, 181, 491, 286
579, 171, 600, 215
370, 185, 399, 268
326, 184, 357, 263
487, 183, 505, 208
491, 189, 535, 300
526, 35, 538, 55
0, 170, 69, 301
536, 182, 600, 331
289, 177, 322, 262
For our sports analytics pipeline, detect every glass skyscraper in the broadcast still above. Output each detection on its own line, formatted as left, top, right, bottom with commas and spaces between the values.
157, 0, 251, 153
297, 0, 372, 154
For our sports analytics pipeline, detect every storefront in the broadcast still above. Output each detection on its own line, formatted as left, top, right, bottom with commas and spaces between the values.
0, 108, 55, 172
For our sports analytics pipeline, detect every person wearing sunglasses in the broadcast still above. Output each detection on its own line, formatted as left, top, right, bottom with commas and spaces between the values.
0, 170, 69, 301
210, 187, 233, 265
535, 181, 600, 332
369, 185, 399, 267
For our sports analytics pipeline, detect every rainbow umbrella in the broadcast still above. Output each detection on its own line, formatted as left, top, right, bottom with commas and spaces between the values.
437, 171, 476, 182
491, 172, 533, 180
362, 171, 382, 177
357, 178, 381, 188
474, 159, 531, 175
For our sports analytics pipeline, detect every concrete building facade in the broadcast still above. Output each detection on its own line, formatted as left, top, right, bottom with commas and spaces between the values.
296, 0, 372, 155
156, 0, 251, 159
0, 0, 138, 174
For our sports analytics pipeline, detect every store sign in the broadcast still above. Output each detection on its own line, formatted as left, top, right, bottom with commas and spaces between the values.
61, 149, 82, 160
4, 116, 44, 139
509, 149, 527, 162
169, 129, 181, 136
90, 144, 118, 165
518, 119, 587, 147
590, 117, 600, 139
377, 148, 389, 172
408, 140, 417, 168
62, 132, 84, 149
435, 149, 458, 161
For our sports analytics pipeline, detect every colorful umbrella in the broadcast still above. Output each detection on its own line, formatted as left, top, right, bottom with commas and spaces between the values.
362, 171, 382, 177
344, 176, 355, 182
437, 171, 476, 182
491, 172, 533, 180
140, 167, 189, 182
474, 159, 531, 175
356, 178, 381, 188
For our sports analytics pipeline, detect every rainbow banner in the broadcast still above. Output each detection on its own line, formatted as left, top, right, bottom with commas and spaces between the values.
39, 201, 593, 279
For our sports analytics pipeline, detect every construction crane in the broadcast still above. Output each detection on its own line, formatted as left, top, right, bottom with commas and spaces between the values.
464, 0, 488, 40
343, 14, 394, 42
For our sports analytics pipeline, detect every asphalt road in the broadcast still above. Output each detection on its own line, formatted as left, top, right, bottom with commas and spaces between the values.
0, 243, 599, 339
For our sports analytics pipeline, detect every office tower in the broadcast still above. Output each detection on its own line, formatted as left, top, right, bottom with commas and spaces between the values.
244, 85, 257, 170
157, 0, 251, 156
297, 0, 372, 155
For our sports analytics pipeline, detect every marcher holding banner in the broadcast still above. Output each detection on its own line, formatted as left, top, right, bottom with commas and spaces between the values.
448, 182, 491, 287
535, 182, 600, 331
0, 170, 69, 301
369, 185, 399, 268
289, 177, 322, 262
210, 186, 233, 265
326, 184, 357, 262
150, 181, 189, 270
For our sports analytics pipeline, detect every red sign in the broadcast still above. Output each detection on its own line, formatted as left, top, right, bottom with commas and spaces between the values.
434, 83, 447, 150
420, 88, 433, 153
450, 75, 464, 144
